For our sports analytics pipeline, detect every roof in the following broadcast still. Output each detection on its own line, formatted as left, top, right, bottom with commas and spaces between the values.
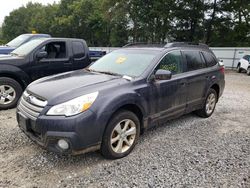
123, 42, 211, 51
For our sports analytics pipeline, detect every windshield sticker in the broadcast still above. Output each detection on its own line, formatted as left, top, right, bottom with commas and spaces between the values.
116, 57, 127, 64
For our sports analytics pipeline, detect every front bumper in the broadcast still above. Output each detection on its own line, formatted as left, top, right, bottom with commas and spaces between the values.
16, 109, 101, 155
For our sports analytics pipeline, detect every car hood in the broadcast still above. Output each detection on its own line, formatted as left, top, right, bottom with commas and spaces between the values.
27, 69, 128, 105
0, 54, 24, 65
0, 46, 15, 54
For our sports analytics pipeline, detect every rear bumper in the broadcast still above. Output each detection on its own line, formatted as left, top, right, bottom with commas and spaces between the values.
16, 109, 101, 155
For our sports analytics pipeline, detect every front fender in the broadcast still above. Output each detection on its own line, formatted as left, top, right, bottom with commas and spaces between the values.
0, 65, 30, 87
91, 91, 148, 140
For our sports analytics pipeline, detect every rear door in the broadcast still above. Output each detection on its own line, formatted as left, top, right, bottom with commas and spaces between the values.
182, 50, 208, 112
71, 41, 91, 70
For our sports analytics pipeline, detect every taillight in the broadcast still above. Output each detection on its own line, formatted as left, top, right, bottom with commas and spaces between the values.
219, 66, 225, 74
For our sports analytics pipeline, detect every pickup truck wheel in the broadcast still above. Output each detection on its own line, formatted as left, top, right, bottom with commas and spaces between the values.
247, 67, 250, 76
237, 64, 242, 73
101, 110, 140, 159
0, 77, 23, 110
195, 88, 217, 118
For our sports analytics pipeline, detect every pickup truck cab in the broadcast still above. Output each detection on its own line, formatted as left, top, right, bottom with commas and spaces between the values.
0, 34, 51, 54
0, 38, 91, 109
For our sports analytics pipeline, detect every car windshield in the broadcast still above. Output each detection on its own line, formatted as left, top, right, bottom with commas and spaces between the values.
88, 50, 158, 77
10, 39, 44, 57
6, 35, 31, 47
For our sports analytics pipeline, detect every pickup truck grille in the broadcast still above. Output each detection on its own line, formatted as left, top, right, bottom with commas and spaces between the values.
18, 91, 47, 121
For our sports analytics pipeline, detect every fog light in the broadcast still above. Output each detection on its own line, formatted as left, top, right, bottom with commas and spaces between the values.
57, 139, 69, 150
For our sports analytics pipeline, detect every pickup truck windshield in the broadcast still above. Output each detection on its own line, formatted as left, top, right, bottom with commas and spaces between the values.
11, 39, 44, 57
6, 35, 31, 48
88, 50, 157, 77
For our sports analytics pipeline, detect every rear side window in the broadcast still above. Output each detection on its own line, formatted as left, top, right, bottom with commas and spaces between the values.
183, 51, 205, 71
156, 51, 183, 74
202, 52, 217, 67
72, 41, 85, 58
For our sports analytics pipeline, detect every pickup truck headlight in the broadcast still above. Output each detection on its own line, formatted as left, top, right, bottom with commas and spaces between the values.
47, 92, 99, 116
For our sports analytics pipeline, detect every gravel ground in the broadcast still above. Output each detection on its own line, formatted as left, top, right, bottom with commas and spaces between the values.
0, 71, 250, 188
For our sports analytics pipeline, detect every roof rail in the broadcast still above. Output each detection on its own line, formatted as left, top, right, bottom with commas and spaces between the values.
164, 42, 209, 49
123, 42, 165, 48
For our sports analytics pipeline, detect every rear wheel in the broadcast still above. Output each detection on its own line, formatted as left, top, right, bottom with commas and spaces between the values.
101, 110, 140, 159
195, 88, 217, 118
247, 67, 250, 76
0, 77, 23, 110
237, 64, 242, 73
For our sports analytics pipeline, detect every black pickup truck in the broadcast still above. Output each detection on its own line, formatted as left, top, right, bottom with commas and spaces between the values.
0, 38, 92, 109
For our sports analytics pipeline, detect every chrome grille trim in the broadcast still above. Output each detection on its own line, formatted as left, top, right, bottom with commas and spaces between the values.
18, 91, 47, 121
20, 97, 43, 112
18, 102, 40, 118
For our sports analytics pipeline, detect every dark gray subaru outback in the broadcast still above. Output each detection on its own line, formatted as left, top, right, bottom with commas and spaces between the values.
17, 42, 225, 159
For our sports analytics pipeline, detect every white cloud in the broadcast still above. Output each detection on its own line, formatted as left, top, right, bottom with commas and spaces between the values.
0, 0, 60, 26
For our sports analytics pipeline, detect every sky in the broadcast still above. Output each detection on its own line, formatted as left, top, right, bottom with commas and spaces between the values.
0, 0, 60, 26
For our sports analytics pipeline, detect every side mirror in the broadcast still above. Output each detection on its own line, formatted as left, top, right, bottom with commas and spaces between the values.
155, 69, 172, 80
218, 59, 224, 66
36, 51, 48, 59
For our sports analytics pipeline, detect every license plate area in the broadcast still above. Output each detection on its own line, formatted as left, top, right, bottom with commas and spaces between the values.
18, 113, 30, 131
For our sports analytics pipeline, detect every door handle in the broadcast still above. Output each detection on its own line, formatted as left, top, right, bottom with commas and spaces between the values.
180, 82, 186, 86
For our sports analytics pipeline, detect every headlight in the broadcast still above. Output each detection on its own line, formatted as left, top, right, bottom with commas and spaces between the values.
47, 92, 99, 116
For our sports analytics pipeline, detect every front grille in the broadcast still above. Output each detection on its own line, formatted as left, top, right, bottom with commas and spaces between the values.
18, 91, 47, 120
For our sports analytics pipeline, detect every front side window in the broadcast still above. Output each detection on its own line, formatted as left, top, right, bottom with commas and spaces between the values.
155, 51, 183, 75
89, 49, 157, 77
183, 50, 205, 71
38, 42, 66, 59
202, 52, 217, 67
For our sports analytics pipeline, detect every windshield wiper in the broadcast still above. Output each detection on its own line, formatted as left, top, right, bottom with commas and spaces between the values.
88, 69, 122, 76
10, 52, 19, 56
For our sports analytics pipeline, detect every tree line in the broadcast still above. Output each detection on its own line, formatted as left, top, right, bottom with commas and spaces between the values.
0, 0, 249, 47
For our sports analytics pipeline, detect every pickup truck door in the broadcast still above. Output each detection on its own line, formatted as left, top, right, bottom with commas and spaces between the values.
29, 41, 72, 81
44, 41, 72, 75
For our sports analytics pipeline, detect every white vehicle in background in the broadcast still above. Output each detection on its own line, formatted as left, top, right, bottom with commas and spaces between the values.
237, 55, 250, 75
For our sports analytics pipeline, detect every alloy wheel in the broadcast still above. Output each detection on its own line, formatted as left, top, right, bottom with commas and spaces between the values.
0, 85, 16, 105
110, 119, 137, 154
206, 93, 216, 115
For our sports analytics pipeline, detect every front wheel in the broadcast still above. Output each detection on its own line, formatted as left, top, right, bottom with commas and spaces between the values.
101, 110, 140, 159
237, 64, 242, 73
247, 67, 250, 76
195, 88, 218, 118
0, 77, 23, 110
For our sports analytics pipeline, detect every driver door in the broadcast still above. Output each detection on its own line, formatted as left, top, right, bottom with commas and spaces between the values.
29, 41, 72, 81
151, 50, 187, 124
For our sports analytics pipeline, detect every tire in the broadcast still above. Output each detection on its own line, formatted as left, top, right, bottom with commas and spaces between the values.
247, 67, 250, 76
0, 77, 23, 110
237, 64, 242, 73
101, 110, 140, 159
195, 88, 218, 118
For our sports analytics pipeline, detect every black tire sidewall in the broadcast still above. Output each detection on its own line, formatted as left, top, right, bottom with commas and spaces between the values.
237, 64, 241, 73
0, 77, 23, 109
247, 68, 250, 76
101, 110, 140, 159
